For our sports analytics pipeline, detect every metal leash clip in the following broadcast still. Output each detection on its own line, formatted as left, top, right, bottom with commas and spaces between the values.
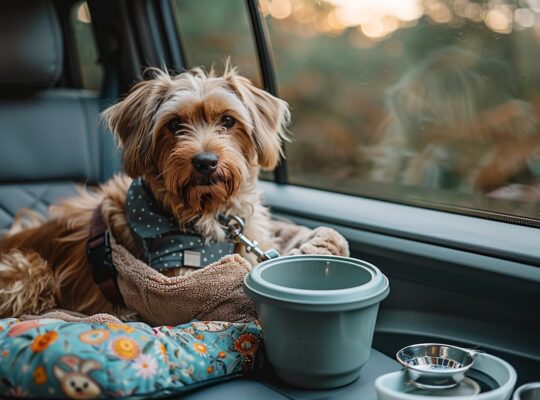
218, 214, 280, 262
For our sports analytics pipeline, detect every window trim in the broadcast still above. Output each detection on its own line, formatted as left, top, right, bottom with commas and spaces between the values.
246, 0, 288, 184
63, 1, 80, 88
87, 0, 142, 93
285, 179, 540, 229
157, 0, 186, 72
260, 181, 540, 270
128, 0, 167, 70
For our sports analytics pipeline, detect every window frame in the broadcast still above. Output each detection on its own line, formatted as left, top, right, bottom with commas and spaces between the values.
87, 0, 142, 93
55, 0, 85, 89
157, 0, 187, 72
245, 0, 288, 184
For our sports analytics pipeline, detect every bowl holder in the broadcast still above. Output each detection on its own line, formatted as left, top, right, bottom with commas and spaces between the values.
0, 220, 349, 398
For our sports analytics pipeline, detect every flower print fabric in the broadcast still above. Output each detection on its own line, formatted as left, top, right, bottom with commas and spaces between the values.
79, 329, 110, 345
0, 318, 263, 398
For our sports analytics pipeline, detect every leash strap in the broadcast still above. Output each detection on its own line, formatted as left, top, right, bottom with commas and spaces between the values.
86, 204, 124, 306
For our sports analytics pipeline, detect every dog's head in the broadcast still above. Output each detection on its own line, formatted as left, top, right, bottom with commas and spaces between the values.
102, 66, 289, 220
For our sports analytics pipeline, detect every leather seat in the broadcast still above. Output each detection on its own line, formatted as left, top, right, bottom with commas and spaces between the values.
0, 0, 119, 232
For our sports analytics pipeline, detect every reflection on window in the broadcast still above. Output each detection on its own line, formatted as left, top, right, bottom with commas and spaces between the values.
172, 0, 262, 87
264, 0, 540, 222
72, 1, 103, 91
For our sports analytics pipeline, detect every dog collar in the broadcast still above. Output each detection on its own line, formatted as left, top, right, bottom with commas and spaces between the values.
126, 178, 235, 270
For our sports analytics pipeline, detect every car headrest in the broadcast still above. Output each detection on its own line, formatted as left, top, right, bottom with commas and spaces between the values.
0, 0, 63, 93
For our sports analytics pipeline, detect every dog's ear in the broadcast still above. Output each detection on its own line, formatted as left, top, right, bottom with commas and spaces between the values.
101, 72, 172, 177
226, 72, 290, 170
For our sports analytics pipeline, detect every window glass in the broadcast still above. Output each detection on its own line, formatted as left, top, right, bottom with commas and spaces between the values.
264, 0, 540, 222
171, 0, 262, 87
71, 1, 103, 91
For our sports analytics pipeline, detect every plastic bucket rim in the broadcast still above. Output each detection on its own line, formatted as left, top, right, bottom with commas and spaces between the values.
244, 271, 390, 308
249, 254, 385, 299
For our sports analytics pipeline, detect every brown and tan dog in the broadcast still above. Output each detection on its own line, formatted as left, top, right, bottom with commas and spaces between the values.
0, 65, 290, 318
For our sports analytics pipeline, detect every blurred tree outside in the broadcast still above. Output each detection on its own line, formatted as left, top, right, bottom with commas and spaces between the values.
173, 0, 262, 86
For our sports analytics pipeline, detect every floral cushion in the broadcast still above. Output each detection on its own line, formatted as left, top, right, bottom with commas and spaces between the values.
0, 318, 263, 398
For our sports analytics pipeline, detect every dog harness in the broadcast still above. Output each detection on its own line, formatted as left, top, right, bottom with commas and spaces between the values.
87, 204, 123, 306
87, 178, 234, 305
125, 178, 235, 270
87, 178, 280, 306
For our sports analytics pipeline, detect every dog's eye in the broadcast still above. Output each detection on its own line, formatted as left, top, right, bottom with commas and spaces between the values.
220, 115, 236, 129
167, 118, 184, 135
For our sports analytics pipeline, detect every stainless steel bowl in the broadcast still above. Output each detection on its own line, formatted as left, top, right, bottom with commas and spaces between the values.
396, 343, 482, 390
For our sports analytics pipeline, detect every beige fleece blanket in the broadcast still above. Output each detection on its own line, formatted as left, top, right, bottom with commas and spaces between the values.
22, 220, 348, 326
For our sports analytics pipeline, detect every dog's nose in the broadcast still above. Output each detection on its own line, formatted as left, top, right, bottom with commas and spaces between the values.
192, 152, 218, 174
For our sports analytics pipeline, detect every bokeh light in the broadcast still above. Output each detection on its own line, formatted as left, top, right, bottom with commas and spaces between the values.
77, 2, 92, 24
262, 0, 540, 40
269, 0, 292, 19
515, 8, 535, 28
485, 5, 513, 33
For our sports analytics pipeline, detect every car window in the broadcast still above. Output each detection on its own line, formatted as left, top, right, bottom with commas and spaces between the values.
71, 1, 103, 91
171, 0, 262, 87
263, 0, 540, 224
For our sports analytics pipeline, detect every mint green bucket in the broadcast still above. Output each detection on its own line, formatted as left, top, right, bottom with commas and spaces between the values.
244, 255, 390, 389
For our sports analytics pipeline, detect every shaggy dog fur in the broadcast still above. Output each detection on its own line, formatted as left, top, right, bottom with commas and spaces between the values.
0, 66, 290, 317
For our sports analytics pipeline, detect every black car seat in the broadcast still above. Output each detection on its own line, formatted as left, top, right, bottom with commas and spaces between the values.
0, 0, 119, 233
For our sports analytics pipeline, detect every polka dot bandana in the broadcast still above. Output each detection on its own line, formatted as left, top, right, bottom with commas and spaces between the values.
125, 178, 235, 270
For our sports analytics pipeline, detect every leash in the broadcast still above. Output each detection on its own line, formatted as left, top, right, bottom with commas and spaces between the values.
218, 214, 280, 262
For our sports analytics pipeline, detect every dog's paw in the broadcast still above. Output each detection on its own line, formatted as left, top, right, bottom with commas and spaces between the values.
288, 227, 349, 257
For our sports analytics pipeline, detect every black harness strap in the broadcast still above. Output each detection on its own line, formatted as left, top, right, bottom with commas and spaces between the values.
86, 204, 124, 306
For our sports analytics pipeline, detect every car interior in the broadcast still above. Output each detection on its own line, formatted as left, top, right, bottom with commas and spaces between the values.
0, 0, 539, 399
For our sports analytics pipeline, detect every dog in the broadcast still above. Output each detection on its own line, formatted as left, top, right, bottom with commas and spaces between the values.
0, 65, 290, 318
